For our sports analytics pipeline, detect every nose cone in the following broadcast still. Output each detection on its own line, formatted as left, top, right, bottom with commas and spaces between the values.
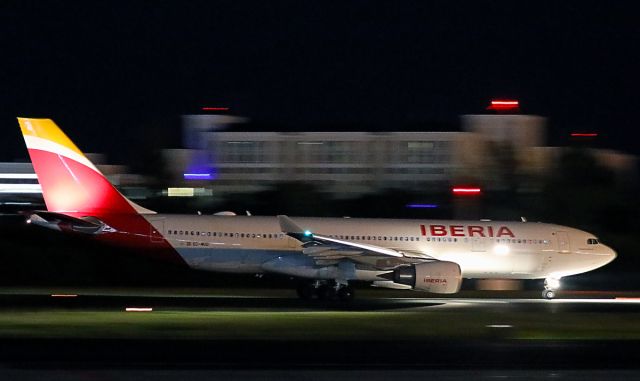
602, 244, 617, 266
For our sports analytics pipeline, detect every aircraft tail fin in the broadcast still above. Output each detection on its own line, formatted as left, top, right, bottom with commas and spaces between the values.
18, 118, 155, 217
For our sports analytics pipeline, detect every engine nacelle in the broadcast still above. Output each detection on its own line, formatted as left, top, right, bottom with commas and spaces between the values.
384, 261, 462, 294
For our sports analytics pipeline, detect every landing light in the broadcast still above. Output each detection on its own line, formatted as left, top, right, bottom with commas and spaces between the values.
546, 278, 561, 290
304, 230, 312, 237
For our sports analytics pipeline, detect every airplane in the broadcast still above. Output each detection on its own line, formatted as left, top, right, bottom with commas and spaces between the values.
17, 117, 617, 300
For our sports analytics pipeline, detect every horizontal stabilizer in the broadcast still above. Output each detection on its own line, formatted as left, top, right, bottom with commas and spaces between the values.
27, 211, 116, 234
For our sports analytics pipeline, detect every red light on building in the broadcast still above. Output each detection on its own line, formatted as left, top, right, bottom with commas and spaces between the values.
570, 133, 598, 137
202, 107, 229, 111
452, 187, 482, 195
487, 99, 520, 112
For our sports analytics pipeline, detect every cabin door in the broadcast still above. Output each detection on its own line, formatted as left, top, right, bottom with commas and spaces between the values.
556, 231, 570, 253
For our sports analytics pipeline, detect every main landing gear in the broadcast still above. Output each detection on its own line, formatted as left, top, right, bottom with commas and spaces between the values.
542, 277, 561, 300
296, 281, 355, 302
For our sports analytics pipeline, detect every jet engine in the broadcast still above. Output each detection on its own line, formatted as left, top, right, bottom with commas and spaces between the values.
381, 261, 462, 294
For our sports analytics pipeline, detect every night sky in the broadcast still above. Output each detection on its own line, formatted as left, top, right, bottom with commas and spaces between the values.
2, 1, 639, 163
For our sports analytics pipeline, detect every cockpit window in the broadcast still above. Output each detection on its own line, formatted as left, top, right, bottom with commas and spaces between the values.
587, 238, 599, 245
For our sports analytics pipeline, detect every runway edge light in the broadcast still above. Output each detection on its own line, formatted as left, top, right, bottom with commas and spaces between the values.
125, 307, 153, 312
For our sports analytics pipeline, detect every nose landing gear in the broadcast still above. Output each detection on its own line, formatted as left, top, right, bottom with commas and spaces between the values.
542, 277, 561, 300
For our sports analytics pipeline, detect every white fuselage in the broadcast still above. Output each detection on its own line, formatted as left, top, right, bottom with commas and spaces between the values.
146, 215, 617, 282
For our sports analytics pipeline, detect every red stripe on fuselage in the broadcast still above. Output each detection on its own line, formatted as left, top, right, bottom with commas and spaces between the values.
93, 214, 187, 266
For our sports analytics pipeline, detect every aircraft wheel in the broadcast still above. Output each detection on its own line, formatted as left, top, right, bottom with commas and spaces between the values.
337, 286, 355, 302
542, 289, 556, 300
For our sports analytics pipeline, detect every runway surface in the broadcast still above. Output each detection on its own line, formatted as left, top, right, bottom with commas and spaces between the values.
1, 289, 640, 312
0, 369, 639, 381
0, 290, 639, 378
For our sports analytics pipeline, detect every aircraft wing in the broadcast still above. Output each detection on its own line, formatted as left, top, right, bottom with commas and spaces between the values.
277, 215, 432, 268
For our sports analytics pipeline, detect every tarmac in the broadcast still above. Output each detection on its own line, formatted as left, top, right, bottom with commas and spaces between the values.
0, 289, 639, 375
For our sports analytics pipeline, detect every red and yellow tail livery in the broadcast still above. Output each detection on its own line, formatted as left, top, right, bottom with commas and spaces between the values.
18, 117, 185, 263
18, 118, 151, 217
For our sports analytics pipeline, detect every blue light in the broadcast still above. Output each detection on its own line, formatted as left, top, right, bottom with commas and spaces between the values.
184, 173, 213, 180
184, 150, 218, 181
406, 204, 438, 209
304, 230, 312, 237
